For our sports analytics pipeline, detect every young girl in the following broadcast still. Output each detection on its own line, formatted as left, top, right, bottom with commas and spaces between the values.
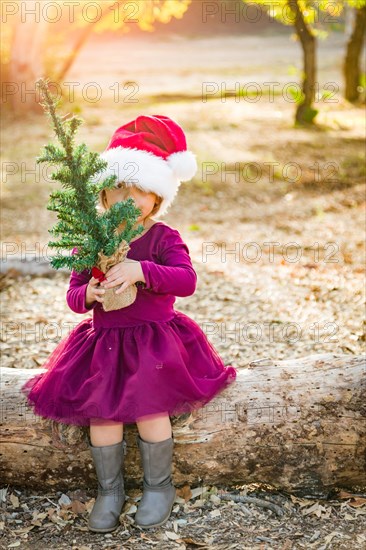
21, 115, 237, 533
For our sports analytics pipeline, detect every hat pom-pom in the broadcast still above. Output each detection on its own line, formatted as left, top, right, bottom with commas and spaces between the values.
167, 150, 198, 181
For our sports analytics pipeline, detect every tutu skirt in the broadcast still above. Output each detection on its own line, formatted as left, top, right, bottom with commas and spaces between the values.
21, 311, 237, 426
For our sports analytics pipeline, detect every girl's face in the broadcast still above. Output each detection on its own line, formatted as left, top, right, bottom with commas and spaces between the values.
104, 184, 157, 223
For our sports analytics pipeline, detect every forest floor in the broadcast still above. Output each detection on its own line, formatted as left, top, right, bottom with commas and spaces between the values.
1, 33, 365, 549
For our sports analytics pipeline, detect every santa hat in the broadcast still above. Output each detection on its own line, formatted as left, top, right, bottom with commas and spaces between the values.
94, 115, 198, 217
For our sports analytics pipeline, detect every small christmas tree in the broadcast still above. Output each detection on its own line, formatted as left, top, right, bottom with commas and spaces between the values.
36, 77, 144, 310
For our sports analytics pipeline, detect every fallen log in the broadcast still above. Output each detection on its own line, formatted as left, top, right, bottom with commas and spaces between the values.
1, 353, 365, 496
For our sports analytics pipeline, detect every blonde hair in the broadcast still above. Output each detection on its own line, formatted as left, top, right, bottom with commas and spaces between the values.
98, 182, 163, 219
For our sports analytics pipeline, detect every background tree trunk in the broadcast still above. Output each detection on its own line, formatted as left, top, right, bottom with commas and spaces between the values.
289, 0, 317, 124
344, 7, 366, 103
8, 1, 48, 114
1, 353, 365, 496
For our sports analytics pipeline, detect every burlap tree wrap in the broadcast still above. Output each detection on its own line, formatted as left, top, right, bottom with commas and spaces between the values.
96, 239, 137, 312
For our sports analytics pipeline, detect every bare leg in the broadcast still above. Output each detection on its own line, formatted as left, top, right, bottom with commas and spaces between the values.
136, 413, 172, 442
90, 419, 124, 446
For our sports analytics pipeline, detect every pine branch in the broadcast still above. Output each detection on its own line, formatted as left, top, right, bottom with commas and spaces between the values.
36, 78, 144, 273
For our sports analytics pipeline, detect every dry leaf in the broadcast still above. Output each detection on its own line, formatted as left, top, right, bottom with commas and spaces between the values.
85, 499, 95, 513
324, 531, 340, 544
192, 499, 205, 508
179, 539, 207, 547
165, 530, 181, 540
190, 487, 209, 500
140, 533, 157, 542
123, 504, 137, 516
338, 491, 366, 508
71, 499, 86, 514
9, 494, 20, 508
290, 495, 315, 508
302, 503, 327, 517
11, 526, 36, 534
347, 497, 366, 508
176, 484, 192, 502
339, 491, 359, 499
47, 508, 57, 519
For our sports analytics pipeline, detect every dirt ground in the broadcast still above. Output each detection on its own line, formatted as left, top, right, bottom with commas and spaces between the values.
1, 33, 365, 549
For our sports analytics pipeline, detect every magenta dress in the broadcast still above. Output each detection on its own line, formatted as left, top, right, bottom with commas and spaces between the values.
21, 221, 237, 426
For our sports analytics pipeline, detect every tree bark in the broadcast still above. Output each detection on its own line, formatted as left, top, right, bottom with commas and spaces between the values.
8, 1, 48, 114
1, 353, 365, 496
288, 0, 317, 124
344, 7, 366, 103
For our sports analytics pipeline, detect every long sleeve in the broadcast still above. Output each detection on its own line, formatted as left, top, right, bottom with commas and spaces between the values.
139, 228, 197, 297
66, 247, 97, 314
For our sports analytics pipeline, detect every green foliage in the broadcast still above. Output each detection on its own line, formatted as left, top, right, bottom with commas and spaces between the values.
242, 1, 318, 27
243, 0, 366, 35
345, 0, 366, 8
287, 85, 305, 104
36, 77, 144, 273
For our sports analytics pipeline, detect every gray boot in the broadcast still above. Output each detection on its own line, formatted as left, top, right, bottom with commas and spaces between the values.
134, 434, 176, 529
88, 439, 127, 533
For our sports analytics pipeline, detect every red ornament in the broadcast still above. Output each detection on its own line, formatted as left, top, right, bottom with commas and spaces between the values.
91, 266, 107, 282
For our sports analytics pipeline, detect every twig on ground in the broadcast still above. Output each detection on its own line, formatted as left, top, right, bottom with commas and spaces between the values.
217, 491, 285, 517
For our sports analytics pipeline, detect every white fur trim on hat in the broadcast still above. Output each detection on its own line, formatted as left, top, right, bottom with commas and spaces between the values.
166, 150, 198, 181
93, 146, 196, 217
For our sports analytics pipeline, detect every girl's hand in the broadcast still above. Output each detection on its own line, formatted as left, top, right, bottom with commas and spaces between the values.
100, 259, 145, 294
86, 277, 105, 307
